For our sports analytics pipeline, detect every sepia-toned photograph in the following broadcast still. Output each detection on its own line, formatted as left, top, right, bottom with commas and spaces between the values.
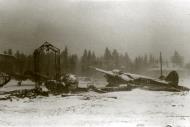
0, 0, 190, 127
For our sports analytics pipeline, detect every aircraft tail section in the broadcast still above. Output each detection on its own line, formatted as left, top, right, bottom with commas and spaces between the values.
165, 71, 179, 86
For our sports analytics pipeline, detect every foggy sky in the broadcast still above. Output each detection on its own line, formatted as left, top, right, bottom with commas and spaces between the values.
0, 0, 190, 61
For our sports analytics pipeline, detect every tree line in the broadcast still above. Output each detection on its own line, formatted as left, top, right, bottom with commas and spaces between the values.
0, 47, 186, 77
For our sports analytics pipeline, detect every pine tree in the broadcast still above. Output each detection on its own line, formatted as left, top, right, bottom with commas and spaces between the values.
112, 49, 119, 67
91, 51, 96, 65
104, 47, 112, 69
143, 54, 148, 65
171, 51, 184, 67
3, 50, 7, 55
87, 50, 92, 65
69, 54, 78, 73
61, 47, 69, 73
8, 49, 13, 55
123, 52, 132, 71
81, 49, 88, 74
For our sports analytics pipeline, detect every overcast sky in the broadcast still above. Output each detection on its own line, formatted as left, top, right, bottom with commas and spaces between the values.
0, 0, 190, 60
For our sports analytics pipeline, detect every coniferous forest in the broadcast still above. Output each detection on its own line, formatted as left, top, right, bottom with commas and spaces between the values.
0, 47, 187, 77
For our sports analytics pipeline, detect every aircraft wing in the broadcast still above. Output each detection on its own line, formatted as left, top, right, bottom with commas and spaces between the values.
90, 67, 115, 76
91, 67, 134, 82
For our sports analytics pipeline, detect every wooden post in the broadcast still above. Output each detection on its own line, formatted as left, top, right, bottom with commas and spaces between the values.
160, 52, 163, 77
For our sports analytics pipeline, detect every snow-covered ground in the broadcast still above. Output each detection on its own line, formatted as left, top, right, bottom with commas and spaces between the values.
0, 79, 190, 127
0, 79, 35, 93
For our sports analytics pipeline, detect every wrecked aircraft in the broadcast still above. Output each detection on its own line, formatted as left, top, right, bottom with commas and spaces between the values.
91, 67, 189, 92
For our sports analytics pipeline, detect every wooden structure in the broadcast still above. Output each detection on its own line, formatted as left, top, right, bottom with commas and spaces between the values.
33, 42, 61, 87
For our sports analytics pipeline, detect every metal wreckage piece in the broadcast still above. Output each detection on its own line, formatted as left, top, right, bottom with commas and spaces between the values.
0, 72, 11, 87
90, 67, 189, 92
88, 53, 189, 92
